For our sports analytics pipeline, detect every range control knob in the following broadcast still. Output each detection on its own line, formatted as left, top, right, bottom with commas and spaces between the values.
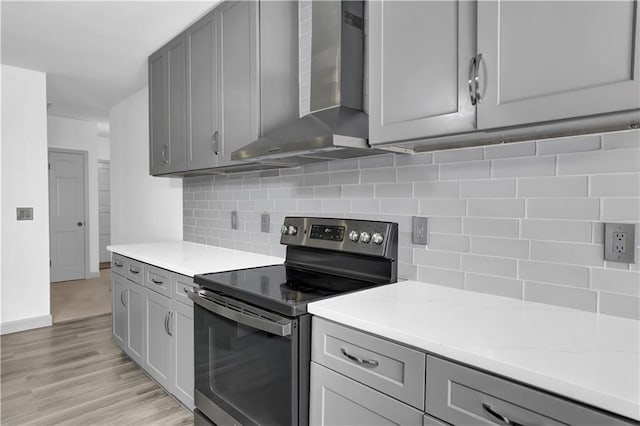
288, 225, 298, 236
360, 231, 371, 243
281, 225, 289, 234
348, 230, 359, 242
372, 233, 384, 245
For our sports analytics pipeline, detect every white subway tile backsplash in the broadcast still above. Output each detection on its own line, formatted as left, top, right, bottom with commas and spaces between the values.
591, 269, 640, 296
521, 219, 591, 243
518, 260, 589, 288
184, 128, 639, 319
434, 147, 483, 163
524, 281, 597, 312
602, 130, 640, 150
463, 217, 519, 238
602, 198, 640, 222
527, 199, 599, 220
517, 176, 588, 198
530, 241, 603, 267
414, 181, 459, 198
460, 179, 516, 198
467, 199, 525, 218
558, 148, 640, 175
418, 199, 466, 216
414, 249, 460, 269
466, 274, 523, 299
471, 237, 529, 259
599, 292, 640, 320
440, 160, 491, 180
484, 141, 536, 159
461, 254, 517, 277
537, 135, 600, 155
492, 156, 555, 178
591, 174, 640, 197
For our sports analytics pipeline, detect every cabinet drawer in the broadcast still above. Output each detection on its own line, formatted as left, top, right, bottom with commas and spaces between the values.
426, 356, 636, 426
312, 317, 426, 410
126, 258, 144, 285
111, 254, 127, 276
310, 362, 424, 426
171, 273, 197, 306
144, 264, 171, 297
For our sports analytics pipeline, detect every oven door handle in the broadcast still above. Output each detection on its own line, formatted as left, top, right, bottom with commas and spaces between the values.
188, 290, 292, 337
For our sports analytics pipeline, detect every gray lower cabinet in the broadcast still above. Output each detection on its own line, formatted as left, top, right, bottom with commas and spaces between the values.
310, 362, 424, 426
171, 299, 194, 409
144, 288, 173, 390
111, 273, 128, 348
125, 281, 145, 366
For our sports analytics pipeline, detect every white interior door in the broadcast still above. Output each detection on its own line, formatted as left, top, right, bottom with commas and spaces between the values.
49, 150, 86, 282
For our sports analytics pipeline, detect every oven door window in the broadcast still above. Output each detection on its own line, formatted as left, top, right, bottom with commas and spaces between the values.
194, 304, 297, 425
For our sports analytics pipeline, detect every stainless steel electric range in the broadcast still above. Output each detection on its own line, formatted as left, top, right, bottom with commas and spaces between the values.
190, 217, 398, 426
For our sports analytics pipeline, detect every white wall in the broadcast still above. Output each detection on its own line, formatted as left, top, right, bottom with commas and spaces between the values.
1, 64, 51, 333
47, 115, 110, 276
110, 87, 182, 244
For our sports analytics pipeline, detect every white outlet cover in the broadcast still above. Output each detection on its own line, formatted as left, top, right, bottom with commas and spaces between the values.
604, 222, 636, 263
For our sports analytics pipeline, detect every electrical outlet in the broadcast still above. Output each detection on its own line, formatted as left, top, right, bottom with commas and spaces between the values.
412, 216, 429, 245
231, 210, 238, 230
261, 213, 270, 233
604, 223, 635, 263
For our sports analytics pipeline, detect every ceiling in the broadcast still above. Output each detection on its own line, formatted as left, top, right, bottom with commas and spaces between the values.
1, 1, 219, 123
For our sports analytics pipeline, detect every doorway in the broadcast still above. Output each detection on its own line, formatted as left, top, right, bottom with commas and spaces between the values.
48, 149, 89, 282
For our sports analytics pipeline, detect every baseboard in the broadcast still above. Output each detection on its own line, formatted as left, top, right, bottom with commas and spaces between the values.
99, 262, 111, 270
0, 315, 52, 335
86, 271, 100, 279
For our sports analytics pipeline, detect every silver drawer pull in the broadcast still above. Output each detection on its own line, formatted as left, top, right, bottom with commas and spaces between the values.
129, 266, 140, 274
114, 261, 123, 267
183, 287, 189, 293
340, 348, 379, 368
151, 278, 163, 285
482, 403, 525, 426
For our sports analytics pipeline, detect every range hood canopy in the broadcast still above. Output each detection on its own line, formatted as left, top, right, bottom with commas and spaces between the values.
232, 1, 381, 164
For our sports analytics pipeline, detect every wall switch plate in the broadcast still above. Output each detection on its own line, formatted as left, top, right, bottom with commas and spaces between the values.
231, 210, 238, 230
16, 207, 33, 221
261, 213, 270, 233
412, 216, 429, 245
604, 222, 635, 263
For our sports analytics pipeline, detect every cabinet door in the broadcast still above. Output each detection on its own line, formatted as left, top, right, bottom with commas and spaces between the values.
217, 0, 260, 166
310, 362, 424, 426
112, 274, 128, 349
144, 289, 173, 389
126, 282, 145, 366
148, 48, 169, 175
187, 10, 219, 171
166, 34, 188, 173
477, 0, 640, 129
171, 300, 194, 409
369, 0, 476, 145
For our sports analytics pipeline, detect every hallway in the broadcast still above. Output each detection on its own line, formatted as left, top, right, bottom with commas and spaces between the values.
50, 269, 112, 323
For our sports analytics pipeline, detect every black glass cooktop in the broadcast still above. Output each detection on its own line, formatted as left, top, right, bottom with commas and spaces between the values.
194, 264, 384, 317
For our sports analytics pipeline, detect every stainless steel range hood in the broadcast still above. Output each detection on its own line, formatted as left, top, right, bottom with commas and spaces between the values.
232, 1, 382, 165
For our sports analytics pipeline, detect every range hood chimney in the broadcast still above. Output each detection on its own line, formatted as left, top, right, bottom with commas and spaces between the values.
232, 1, 381, 165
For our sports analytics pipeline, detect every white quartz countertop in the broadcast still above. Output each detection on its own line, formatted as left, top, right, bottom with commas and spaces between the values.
107, 241, 283, 277
308, 280, 640, 421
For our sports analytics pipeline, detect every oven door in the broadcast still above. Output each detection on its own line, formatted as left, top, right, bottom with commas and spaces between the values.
189, 289, 307, 426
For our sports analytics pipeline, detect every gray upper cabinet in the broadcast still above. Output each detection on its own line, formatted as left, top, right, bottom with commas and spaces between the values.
186, 11, 219, 171
369, 0, 477, 145
477, 0, 640, 129
216, 0, 260, 167
149, 33, 188, 175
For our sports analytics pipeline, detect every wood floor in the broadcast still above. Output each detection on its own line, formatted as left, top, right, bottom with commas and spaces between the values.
50, 270, 112, 323
1, 314, 193, 425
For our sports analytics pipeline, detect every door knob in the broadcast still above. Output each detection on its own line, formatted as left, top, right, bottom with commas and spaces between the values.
77, 222, 83, 227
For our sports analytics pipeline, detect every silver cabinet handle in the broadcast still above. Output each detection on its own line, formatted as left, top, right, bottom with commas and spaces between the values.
482, 403, 525, 426
468, 55, 478, 105
129, 266, 140, 274
183, 287, 189, 293
161, 144, 169, 164
151, 278, 163, 285
114, 260, 124, 268
475, 53, 484, 105
168, 311, 173, 337
212, 130, 219, 155
340, 348, 379, 368
164, 312, 170, 336
120, 290, 127, 308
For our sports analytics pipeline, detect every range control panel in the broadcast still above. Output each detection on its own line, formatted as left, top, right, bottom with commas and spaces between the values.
280, 217, 398, 258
